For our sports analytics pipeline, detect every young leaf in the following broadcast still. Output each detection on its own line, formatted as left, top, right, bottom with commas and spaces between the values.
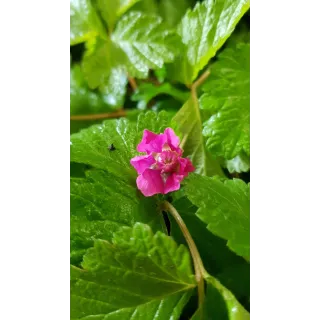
70, 170, 164, 265
71, 223, 196, 320
112, 11, 179, 79
173, 97, 224, 176
171, 0, 250, 85
191, 276, 250, 319
185, 174, 250, 259
70, 111, 175, 180
201, 43, 250, 159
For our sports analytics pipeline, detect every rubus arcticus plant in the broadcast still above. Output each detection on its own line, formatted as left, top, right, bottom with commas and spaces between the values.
70, 0, 250, 319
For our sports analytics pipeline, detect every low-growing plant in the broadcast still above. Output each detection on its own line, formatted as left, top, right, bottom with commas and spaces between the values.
70, 0, 250, 318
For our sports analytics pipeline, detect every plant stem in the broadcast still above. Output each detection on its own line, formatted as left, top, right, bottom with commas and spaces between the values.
70, 109, 126, 121
192, 70, 210, 91
162, 200, 206, 313
128, 76, 138, 91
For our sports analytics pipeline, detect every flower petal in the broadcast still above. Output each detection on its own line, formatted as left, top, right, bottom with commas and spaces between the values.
179, 157, 195, 177
164, 128, 182, 153
137, 130, 166, 154
164, 173, 183, 194
130, 155, 155, 174
136, 168, 164, 196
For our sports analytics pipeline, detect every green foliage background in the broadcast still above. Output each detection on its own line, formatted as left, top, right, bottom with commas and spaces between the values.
70, 0, 250, 319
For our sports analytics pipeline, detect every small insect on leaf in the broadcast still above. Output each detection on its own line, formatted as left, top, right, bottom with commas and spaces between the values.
108, 144, 116, 151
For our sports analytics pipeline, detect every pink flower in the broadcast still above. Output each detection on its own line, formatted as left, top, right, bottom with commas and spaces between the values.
130, 128, 195, 197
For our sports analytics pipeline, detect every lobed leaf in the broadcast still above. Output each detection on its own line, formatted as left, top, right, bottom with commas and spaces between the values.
70, 0, 105, 45
70, 111, 173, 179
201, 43, 250, 159
71, 223, 196, 320
185, 174, 250, 259
170, 0, 250, 85
70, 170, 164, 265
95, 0, 141, 32
112, 11, 179, 79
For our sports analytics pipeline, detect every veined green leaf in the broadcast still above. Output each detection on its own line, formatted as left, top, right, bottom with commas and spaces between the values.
80, 11, 179, 89
172, 0, 250, 85
173, 97, 224, 176
112, 11, 179, 79
70, 111, 175, 180
185, 174, 250, 259
95, 0, 141, 32
70, 0, 105, 45
201, 43, 250, 159
170, 197, 247, 276
192, 275, 250, 319
70, 170, 164, 265
71, 223, 196, 320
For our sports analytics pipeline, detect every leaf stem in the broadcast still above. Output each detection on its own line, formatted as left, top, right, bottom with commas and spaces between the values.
70, 109, 126, 121
162, 200, 206, 312
128, 76, 138, 91
192, 70, 210, 91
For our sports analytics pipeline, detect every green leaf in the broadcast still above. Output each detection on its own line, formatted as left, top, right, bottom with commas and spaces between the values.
226, 16, 250, 48
173, 97, 224, 176
70, 0, 105, 45
192, 276, 250, 319
81, 37, 123, 89
216, 263, 250, 309
112, 11, 179, 79
70, 170, 164, 265
70, 64, 125, 134
95, 0, 141, 32
81, 12, 179, 89
130, 0, 158, 15
99, 66, 128, 107
201, 43, 250, 159
70, 64, 118, 114
185, 174, 250, 259
170, 197, 248, 276
70, 111, 175, 180
158, 0, 192, 27
173, 0, 250, 85
225, 153, 250, 173
71, 223, 196, 320
132, 82, 190, 109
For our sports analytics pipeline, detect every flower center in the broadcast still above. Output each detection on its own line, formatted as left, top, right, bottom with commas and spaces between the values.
153, 150, 180, 173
